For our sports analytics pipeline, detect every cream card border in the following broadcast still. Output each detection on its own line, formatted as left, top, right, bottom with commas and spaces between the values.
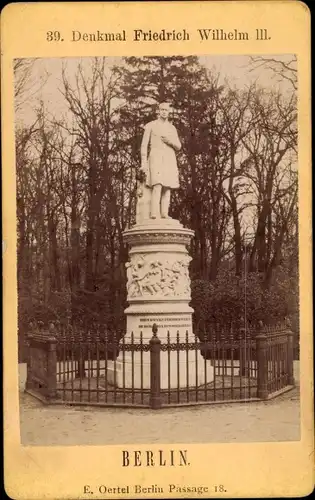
2, 1, 313, 498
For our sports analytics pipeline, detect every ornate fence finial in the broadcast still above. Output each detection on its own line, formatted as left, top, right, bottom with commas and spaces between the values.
152, 323, 158, 335
49, 322, 55, 333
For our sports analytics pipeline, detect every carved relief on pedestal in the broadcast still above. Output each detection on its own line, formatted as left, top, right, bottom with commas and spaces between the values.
126, 254, 191, 299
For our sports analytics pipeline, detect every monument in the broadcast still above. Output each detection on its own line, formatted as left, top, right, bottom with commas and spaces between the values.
115, 102, 213, 389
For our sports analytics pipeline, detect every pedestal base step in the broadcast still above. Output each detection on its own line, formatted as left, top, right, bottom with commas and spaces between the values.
106, 351, 214, 390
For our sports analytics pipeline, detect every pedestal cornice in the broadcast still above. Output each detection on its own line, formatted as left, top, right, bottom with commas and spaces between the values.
123, 220, 194, 247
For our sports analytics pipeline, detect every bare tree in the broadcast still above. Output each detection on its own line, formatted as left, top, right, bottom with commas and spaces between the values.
218, 83, 257, 275
240, 86, 297, 284
248, 55, 297, 91
14, 58, 48, 111
60, 58, 129, 326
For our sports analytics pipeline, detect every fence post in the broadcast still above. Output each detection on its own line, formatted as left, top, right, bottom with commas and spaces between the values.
76, 335, 86, 379
287, 330, 295, 385
25, 323, 33, 391
46, 323, 57, 400
239, 327, 249, 377
256, 333, 269, 399
150, 324, 161, 409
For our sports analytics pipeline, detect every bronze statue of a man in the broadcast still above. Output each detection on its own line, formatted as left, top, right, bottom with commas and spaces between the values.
140, 102, 181, 219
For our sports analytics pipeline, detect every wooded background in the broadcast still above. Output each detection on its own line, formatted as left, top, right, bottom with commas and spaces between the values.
15, 55, 298, 350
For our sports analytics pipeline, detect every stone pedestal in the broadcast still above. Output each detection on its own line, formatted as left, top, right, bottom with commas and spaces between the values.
116, 217, 213, 389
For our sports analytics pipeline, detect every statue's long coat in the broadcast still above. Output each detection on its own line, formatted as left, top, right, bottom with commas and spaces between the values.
141, 119, 181, 189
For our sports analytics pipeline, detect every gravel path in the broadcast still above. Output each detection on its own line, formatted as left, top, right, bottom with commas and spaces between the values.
19, 365, 300, 446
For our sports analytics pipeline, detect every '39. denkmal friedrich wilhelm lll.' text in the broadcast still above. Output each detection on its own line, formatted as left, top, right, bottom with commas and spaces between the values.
46, 28, 271, 43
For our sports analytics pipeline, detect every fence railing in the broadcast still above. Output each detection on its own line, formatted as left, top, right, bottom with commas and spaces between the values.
24, 322, 295, 408
256, 328, 295, 398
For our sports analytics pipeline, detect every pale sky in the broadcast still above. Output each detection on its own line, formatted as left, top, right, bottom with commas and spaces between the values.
16, 54, 296, 126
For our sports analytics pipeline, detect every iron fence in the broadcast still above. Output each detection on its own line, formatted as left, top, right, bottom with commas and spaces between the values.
24, 322, 295, 408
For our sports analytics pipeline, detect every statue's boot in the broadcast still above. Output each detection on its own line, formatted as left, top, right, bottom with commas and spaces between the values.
151, 184, 162, 219
161, 188, 171, 218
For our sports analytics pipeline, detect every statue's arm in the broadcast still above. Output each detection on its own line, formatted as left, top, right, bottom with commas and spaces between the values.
140, 124, 151, 169
172, 128, 181, 151
162, 126, 181, 152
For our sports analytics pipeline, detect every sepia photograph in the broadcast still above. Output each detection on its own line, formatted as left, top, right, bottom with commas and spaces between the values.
15, 54, 301, 447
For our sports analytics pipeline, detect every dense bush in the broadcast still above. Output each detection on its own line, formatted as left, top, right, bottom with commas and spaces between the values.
191, 267, 299, 335
18, 287, 126, 336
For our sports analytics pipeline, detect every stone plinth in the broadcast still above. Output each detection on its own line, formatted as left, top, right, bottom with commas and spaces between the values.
116, 218, 213, 389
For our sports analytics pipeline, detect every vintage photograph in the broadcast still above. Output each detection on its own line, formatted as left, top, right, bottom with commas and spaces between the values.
16, 54, 299, 446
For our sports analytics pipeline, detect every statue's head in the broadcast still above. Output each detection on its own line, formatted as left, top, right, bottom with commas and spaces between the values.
158, 102, 171, 120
